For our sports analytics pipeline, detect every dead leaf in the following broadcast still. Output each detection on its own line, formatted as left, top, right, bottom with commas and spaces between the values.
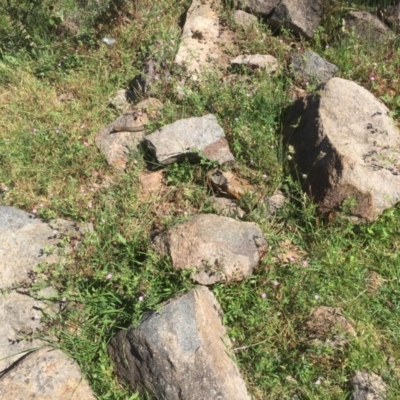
273, 239, 306, 263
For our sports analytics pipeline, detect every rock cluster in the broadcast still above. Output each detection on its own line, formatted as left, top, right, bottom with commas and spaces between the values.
3, 0, 398, 398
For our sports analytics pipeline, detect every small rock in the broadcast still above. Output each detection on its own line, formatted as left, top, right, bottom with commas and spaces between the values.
382, 3, 400, 33
108, 286, 251, 400
136, 97, 164, 117
351, 371, 387, 400
153, 213, 266, 284
0, 347, 96, 399
144, 114, 234, 166
233, 10, 258, 28
131, 59, 157, 96
265, 190, 286, 215
207, 169, 255, 199
56, 17, 81, 38
345, 11, 394, 44
237, 0, 280, 16
109, 89, 132, 114
288, 85, 307, 101
291, 51, 338, 85
306, 306, 356, 348
211, 196, 245, 218
139, 171, 164, 193
231, 54, 279, 72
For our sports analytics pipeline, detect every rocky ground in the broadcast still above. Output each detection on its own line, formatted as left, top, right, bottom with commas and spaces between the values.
0, 0, 400, 399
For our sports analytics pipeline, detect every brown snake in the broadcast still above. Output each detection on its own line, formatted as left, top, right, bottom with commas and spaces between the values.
110, 125, 145, 133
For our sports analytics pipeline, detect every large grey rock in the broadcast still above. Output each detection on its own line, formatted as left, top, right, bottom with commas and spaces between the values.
0, 347, 96, 399
291, 51, 338, 84
268, 0, 324, 39
284, 77, 400, 222
237, 0, 323, 38
153, 214, 266, 284
0, 207, 53, 288
0, 290, 45, 372
108, 286, 251, 400
0, 206, 90, 371
144, 114, 234, 166
345, 11, 394, 44
0, 206, 89, 289
351, 371, 387, 400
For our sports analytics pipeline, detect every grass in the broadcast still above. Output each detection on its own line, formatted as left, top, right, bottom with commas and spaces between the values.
1, 0, 400, 398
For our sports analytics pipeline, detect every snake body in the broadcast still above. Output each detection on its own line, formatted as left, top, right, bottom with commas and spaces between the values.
110, 125, 145, 133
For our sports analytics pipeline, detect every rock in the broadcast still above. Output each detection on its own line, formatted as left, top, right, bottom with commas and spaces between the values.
139, 171, 164, 193
95, 114, 145, 170
345, 11, 394, 44
268, 0, 324, 39
0, 206, 54, 288
108, 286, 251, 400
230, 54, 279, 72
237, 0, 280, 16
265, 190, 286, 215
96, 97, 163, 171
0, 206, 90, 371
283, 77, 400, 222
56, 17, 81, 38
351, 371, 387, 400
144, 114, 234, 166
153, 213, 266, 284
0, 206, 88, 289
291, 50, 338, 85
0, 347, 96, 399
305, 306, 356, 348
382, 3, 400, 33
207, 169, 255, 199
175, 0, 232, 76
288, 85, 307, 101
236, 0, 323, 38
211, 196, 245, 218
129, 59, 171, 98
0, 290, 46, 371
109, 89, 132, 114
136, 97, 164, 117
233, 10, 258, 28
